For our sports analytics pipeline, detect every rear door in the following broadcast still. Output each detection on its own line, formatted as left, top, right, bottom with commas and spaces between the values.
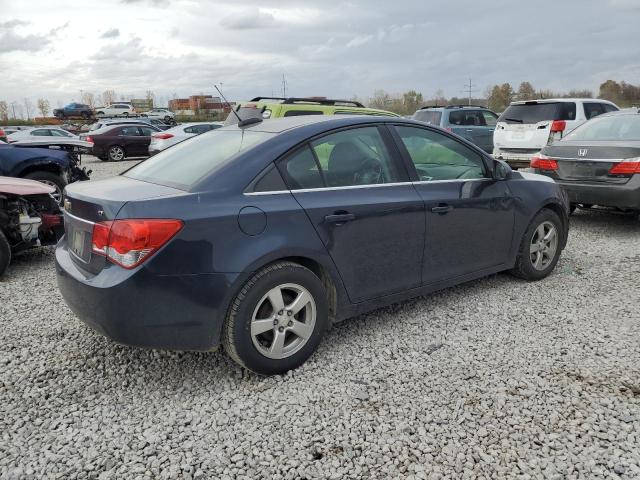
278, 125, 425, 303
116, 126, 143, 155
391, 125, 515, 284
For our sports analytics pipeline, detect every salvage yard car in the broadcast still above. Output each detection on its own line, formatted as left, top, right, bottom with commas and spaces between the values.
531, 109, 640, 215
494, 98, 619, 169
148, 122, 222, 155
56, 115, 569, 375
53, 103, 94, 120
0, 176, 63, 276
80, 123, 161, 161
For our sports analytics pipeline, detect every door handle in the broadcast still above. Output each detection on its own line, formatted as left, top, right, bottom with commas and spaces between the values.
431, 204, 453, 214
325, 212, 356, 224
465, 129, 474, 132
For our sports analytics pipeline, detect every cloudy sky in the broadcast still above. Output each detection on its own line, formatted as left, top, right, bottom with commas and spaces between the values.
0, 0, 639, 110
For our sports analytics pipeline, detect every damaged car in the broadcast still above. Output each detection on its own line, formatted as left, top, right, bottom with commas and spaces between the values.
0, 176, 64, 276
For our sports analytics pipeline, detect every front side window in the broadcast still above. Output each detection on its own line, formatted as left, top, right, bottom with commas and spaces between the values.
118, 126, 140, 136
50, 129, 70, 137
31, 129, 49, 136
395, 126, 487, 181
584, 103, 605, 120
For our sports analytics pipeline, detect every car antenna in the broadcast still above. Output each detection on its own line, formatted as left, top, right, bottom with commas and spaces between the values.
215, 84, 262, 127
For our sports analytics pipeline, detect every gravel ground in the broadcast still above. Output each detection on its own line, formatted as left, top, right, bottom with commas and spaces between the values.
1, 156, 639, 479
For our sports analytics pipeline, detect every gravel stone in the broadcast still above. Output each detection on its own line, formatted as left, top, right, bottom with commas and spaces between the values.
1, 156, 639, 478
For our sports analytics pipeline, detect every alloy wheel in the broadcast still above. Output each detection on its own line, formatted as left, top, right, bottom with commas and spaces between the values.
529, 221, 558, 271
250, 283, 316, 360
109, 146, 124, 161
38, 179, 63, 205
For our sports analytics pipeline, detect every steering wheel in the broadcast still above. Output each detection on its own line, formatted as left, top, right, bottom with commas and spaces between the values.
354, 157, 383, 185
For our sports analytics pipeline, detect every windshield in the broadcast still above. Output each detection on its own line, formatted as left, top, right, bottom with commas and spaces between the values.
498, 102, 576, 124
124, 129, 275, 189
564, 114, 640, 142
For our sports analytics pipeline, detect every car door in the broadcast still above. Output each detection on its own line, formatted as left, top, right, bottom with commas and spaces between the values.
278, 125, 425, 303
116, 126, 142, 155
390, 124, 515, 285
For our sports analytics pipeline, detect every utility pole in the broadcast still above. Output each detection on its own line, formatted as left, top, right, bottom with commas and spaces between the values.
281, 74, 287, 98
462, 77, 477, 105
10, 101, 17, 120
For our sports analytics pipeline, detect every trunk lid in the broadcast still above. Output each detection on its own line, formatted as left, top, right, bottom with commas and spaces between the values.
63, 176, 186, 273
494, 121, 553, 151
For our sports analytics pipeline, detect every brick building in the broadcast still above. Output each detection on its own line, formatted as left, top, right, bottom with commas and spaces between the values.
168, 95, 234, 116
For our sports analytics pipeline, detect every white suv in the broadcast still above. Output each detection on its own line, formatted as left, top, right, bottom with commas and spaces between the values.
493, 98, 619, 168
95, 103, 136, 118
142, 108, 175, 122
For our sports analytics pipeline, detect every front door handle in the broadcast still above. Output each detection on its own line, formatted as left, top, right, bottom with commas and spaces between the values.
431, 204, 453, 214
325, 212, 356, 224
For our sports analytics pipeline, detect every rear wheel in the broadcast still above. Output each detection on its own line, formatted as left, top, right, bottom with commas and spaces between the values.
223, 262, 329, 375
510, 209, 563, 281
0, 230, 11, 277
23, 171, 65, 205
108, 145, 125, 161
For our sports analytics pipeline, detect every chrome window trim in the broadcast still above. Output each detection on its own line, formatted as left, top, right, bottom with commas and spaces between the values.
412, 178, 492, 185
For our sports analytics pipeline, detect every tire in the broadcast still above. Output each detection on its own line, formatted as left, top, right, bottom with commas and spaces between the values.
107, 145, 125, 162
510, 208, 563, 281
579, 203, 593, 209
122, 112, 129, 117
96, 111, 104, 116
23, 171, 65, 205
569, 204, 577, 215
223, 261, 329, 375
0, 230, 11, 277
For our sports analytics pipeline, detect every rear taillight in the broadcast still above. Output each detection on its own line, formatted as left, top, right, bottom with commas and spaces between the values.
91, 219, 183, 269
530, 155, 558, 171
550, 120, 566, 133
84, 136, 93, 143
609, 160, 640, 175
152, 133, 174, 140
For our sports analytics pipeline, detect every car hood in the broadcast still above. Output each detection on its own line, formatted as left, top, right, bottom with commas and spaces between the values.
0, 175, 56, 195
0, 144, 72, 164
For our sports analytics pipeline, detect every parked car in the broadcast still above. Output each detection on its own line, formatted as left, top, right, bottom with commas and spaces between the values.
494, 98, 619, 168
53, 103, 94, 120
80, 123, 161, 161
7, 127, 78, 142
142, 108, 175, 123
57, 115, 569, 375
531, 109, 640, 215
95, 104, 136, 118
0, 143, 90, 203
412, 105, 499, 153
225, 97, 399, 125
148, 122, 223, 155
0, 176, 63, 276
89, 118, 172, 132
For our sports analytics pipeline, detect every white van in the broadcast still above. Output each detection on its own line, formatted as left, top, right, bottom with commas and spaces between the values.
493, 99, 619, 168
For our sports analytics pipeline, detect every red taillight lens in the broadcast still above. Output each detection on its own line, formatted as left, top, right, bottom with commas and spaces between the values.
530, 156, 559, 170
152, 133, 174, 140
91, 219, 182, 269
609, 161, 640, 175
550, 120, 566, 133
84, 136, 94, 143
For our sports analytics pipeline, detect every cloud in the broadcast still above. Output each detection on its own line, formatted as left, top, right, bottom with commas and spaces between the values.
49, 22, 69, 36
121, 0, 170, 6
220, 8, 277, 30
100, 28, 120, 39
0, 19, 49, 54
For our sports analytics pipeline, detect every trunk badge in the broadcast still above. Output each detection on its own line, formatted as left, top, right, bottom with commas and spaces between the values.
578, 148, 588, 157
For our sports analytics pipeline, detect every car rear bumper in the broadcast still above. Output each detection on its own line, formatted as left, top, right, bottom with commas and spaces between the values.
494, 148, 539, 169
55, 241, 240, 351
555, 175, 640, 210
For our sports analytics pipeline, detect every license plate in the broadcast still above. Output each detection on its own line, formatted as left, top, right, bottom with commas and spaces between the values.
71, 229, 86, 258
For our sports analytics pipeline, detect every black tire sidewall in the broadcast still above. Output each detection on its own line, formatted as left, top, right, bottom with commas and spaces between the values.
518, 209, 563, 280
0, 230, 11, 277
228, 265, 328, 375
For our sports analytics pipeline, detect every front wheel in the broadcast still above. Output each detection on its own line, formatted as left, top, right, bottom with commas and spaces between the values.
223, 262, 329, 375
23, 171, 66, 205
510, 209, 563, 281
107, 145, 125, 161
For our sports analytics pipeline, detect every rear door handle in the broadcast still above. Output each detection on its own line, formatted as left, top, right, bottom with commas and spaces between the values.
325, 212, 356, 224
431, 205, 453, 214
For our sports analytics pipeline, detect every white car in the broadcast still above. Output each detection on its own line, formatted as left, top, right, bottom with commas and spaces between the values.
148, 122, 223, 155
7, 127, 78, 143
142, 108, 175, 122
493, 98, 619, 168
95, 103, 136, 118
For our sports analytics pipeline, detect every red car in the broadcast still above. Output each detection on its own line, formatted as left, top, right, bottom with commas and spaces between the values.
80, 123, 161, 161
0, 176, 63, 276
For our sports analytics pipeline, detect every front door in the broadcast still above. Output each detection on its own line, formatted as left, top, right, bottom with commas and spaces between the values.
391, 125, 515, 285
279, 126, 425, 303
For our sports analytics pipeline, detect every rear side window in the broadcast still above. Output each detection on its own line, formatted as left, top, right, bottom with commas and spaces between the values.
482, 111, 498, 127
448, 110, 486, 126
412, 110, 442, 125
584, 103, 606, 120
118, 126, 140, 136
283, 110, 324, 117
603, 104, 619, 113
283, 147, 324, 189
124, 130, 275, 190
498, 102, 576, 124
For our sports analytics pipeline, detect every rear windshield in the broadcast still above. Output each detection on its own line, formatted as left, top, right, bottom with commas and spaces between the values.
564, 114, 640, 142
413, 110, 442, 125
124, 129, 274, 189
498, 102, 576, 124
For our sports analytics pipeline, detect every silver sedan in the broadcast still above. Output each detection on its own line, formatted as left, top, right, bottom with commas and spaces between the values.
148, 122, 222, 155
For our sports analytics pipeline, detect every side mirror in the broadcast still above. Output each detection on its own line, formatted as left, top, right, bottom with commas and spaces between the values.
494, 159, 512, 180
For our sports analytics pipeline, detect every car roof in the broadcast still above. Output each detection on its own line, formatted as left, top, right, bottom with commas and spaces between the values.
510, 98, 617, 105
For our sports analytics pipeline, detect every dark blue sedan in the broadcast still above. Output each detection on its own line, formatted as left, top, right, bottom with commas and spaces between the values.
56, 115, 569, 374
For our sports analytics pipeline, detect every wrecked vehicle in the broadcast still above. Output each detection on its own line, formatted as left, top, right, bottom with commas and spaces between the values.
0, 143, 91, 204
0, 176, 64, 276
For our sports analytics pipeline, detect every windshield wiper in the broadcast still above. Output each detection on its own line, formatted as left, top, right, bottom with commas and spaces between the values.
503, 118, 523, 123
